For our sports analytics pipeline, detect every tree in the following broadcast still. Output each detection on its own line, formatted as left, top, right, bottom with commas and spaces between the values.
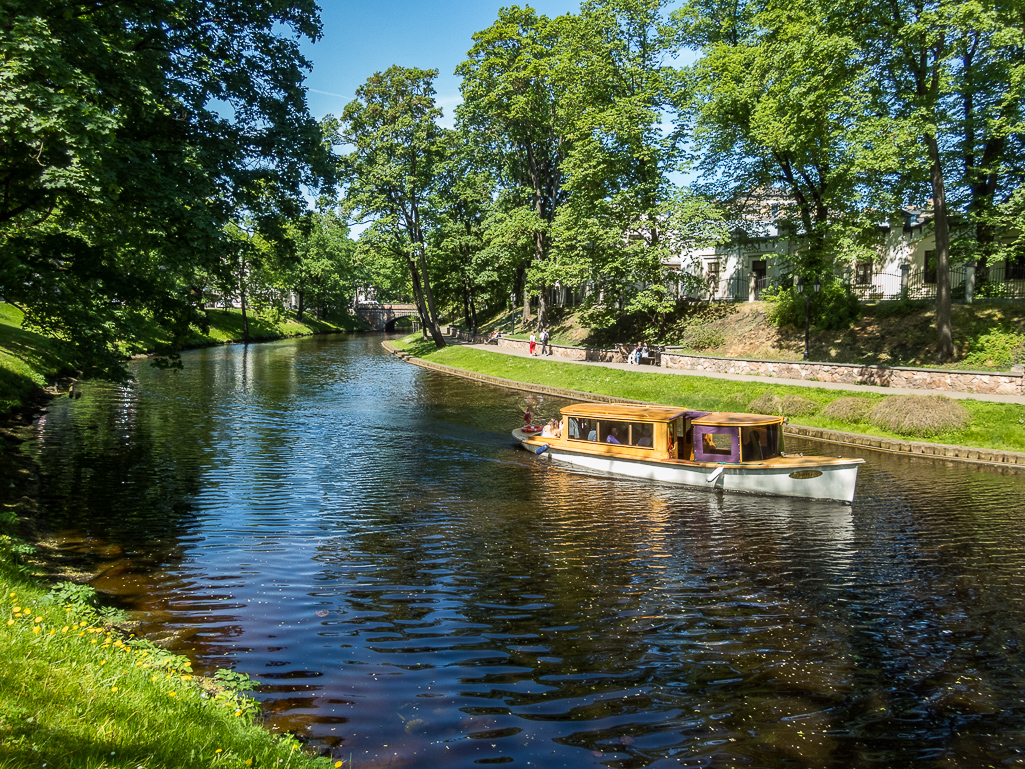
457, 7, 573, 330
0, 0, 331, 377
680, 0, 891, 287
336, 66, 448, 348
847, 0, 1024, 360
554, 0, 691, 324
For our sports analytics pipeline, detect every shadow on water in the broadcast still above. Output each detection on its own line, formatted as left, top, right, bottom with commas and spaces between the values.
21, 333, 1025, 768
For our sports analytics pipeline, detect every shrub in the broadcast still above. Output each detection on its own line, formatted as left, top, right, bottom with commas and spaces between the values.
747, 392, 819, 417
763, 280, 861, 331
866, 395, 970, 437
961, 330, 1025, 370
821, 397, 875, 422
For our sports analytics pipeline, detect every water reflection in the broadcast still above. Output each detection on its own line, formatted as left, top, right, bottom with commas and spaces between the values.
20, 334, 1025, 768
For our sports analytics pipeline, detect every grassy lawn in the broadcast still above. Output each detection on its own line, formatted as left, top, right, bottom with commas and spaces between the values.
395, 336, 1025, 453
0, 304, 75, 415
0, 547, 335, 769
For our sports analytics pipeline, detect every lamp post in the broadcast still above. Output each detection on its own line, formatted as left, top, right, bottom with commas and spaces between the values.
797, 276, 821, 361
509, 291, 516, 334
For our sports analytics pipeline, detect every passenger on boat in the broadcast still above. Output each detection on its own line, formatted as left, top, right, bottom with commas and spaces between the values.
541, 419, 561, 438
607, 426, 621, 444
636, 425, 653, 447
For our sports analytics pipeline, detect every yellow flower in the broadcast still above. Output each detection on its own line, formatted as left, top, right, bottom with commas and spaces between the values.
61, 626, 69, 633
34, 617, 42, 623
6, 620, 12, 626
335, 762, 343, 768
8, 592, 15, 597
246, 760, 252, 766
32, 627, 40, 634
182, 675, 192, 681
168, 691, 176, 697
215, 749, 222, 754
111, 686, 118, 693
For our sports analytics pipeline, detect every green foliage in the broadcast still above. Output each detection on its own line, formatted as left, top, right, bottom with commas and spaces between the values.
43, 582, 98, 609
335, 66, 448, 346
0, 0, 332, 379
961, 330, 1025, 369
763, 281, 860, 331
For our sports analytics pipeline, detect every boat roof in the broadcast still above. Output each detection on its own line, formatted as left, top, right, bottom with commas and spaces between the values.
559, 403, 694, 422
692, 412, 785, 426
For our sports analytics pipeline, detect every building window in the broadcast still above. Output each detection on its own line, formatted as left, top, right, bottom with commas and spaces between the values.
855, 260, 873, 285
924, 250, 937, 284
706, 261, 720, 292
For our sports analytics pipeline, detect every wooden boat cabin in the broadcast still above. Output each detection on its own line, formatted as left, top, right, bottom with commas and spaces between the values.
559, 404, 786, 465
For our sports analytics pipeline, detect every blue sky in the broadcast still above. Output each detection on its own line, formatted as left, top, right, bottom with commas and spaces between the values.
300, 0, 594, 126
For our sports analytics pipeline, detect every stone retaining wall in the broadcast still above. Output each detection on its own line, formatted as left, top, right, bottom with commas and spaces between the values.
661, 352, 1024, 396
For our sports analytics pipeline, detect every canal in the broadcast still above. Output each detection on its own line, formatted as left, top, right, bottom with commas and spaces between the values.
21, 334, 1025, 768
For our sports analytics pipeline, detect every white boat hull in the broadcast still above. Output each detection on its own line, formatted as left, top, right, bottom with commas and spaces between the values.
517, 434, 860, 504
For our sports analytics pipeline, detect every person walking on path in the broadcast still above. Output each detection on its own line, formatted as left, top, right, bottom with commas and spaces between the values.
529, 331, 537, 356
540, 328, 550, 356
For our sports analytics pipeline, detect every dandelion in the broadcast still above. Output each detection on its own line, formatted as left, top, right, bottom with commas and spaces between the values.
8, 592, 15, 597
32, 627, 40, 634
111, 686, 118, 693
6, 620, 12, 627
61, 626, 69, 633
336, 763, 343, 768
34, 617, 42, 623
246, 760, 252, 766
215, 749, 222, 754
168, 691, 176, 697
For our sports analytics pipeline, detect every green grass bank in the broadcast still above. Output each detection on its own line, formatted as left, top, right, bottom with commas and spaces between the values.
0, 543, 337, 769
393, 335, 1025, 454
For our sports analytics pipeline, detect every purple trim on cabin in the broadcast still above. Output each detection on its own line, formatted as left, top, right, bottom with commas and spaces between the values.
693, 425, 740, 463
683, 410, 712, 419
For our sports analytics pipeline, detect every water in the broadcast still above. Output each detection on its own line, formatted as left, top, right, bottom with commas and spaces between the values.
20, 334, 1025, 768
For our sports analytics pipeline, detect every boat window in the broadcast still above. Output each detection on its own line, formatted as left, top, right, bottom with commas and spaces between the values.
627, 422, 654, 449
693, 426, 740, 462
600, 421, 628, 444
741, 425, 780, 461
567, 417, 597, 441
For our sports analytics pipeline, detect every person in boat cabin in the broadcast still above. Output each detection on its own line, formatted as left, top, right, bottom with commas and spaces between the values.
607, 426, 622, 444
636, 425, 653, 447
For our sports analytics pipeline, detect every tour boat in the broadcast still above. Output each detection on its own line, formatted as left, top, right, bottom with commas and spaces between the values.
513, 403, 864, 503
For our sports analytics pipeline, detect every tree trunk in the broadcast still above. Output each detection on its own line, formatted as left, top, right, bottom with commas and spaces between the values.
926, 134, 954, 362
415, 245, 447, 348
239, 255, 251, 345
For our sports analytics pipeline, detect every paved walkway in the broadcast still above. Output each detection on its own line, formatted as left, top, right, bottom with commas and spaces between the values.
457, 339, 1025, 406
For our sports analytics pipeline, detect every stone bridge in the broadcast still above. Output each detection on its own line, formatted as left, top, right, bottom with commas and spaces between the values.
354, 302, 420, 331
